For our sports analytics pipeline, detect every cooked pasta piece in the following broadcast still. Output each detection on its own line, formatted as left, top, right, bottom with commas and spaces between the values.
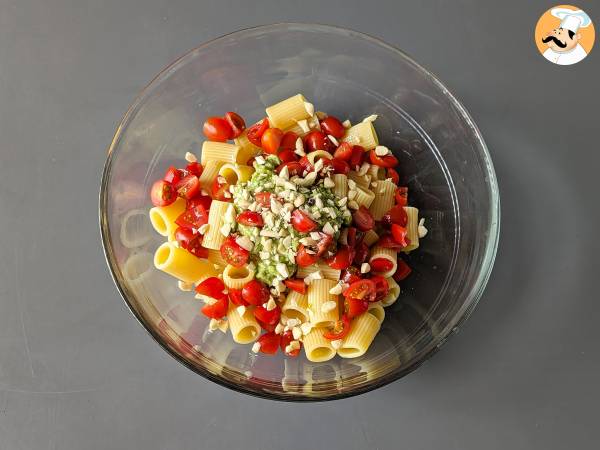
296, 261, 341, 281
362, 229, 379, 247
283, 115, 320, 137
331, 174, 348, 199
218, 163, 254, 185
367, 302, 385, 324
234, 130, 262, 164
222, 264, 255, 289
337, 313, 380, 358
348, 171, 372, 190
202, 200, 230, 250
200, 141, 241, 165
281, 291, 309, 323
227, 303, 261, 344
369, 245, 397, 278
153, 242, 217, 283
120, 209, 152, 248
354, 186, 375, 208
198, 160, 225, 192
303, 328, 336, 362
149, 197, 186, 239
307, 279, 339, 328
306, 150, 333, 165
403, 206, 420, 252
265, 94, 311, 129
207, 249, 228, 268
367, 164, 386, 180
342, 121, 379, 150
381, 277, 401, 307
369, 180, 396, 220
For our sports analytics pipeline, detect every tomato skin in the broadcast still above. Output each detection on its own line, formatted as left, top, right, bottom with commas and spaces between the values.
257, 332, 281, 354
331, 158, 350, 175
291, 209, 318, 233
284, 279, 307, 294
391, 224, 410, 247
346, 298, 369, 319
220, 235, 249, 267
320, 116, 345, 139
150, 180, 177, 206
228, 288, 247, 306
280, 330, 302, 356
278, 149, 298, 163
381, 205, 408, 227
350, 145, 365, 168
393, 259, 412, 281
323, 315, 351, 340
186, 162, 203, 177
280, 131, 299, 150
341, 266, 361, 285
211, 176, 231, 202
326, 245, 353, 270
224, 112, 246, 138
352, 242, 369, 265
255, 192, 272, 208
377, 233, 405, 251
246, 118, 269, 146
276, 161, 303, 177
333, 142, 353, 161
304, 130, 335, 153
395, 187, 408, 206
352, 206, 375, 232
261, 128, 284, 154
369, 150, 399, 168
242, 279, 270, 306
195, 277, 226, 299
201, 295, 229, 319
187, 194, 212, 210
236, 211, 264, 227
175, 204, 209, 230
344, 279, 377, 302
296, 244, 319, 267
203, 116, 233, 142
174, 227, 207, 258
370, 275, 389, 300
298, 156, 313, 173
164, 166, 183, 185
370, 257, 394, 273
387, 167, 400, 184
175, 175, 201, 200
254, 305, 281, 326
315, 233, 334, 258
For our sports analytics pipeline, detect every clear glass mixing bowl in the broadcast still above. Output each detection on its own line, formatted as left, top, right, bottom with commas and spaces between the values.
99, 23, 500, 401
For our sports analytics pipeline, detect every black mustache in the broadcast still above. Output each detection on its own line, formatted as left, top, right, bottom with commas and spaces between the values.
542, 35, 567, 48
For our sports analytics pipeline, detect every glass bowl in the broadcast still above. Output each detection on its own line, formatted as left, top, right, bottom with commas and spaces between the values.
100, 23, 500, 401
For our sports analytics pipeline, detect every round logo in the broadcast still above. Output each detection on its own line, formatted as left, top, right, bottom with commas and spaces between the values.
534, 5, 595, 65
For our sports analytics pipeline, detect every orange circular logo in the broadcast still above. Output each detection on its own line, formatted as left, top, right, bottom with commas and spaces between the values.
534, 5, 595, 65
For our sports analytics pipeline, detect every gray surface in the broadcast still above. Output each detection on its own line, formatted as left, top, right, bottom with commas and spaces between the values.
0, 0, 598, 448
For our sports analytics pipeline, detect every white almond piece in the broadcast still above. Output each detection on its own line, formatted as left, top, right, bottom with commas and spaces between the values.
220, 223, 231, 237
322, 222, 335, 236
270, 198, 282, 214
300, 322, 313, 336
275, 323, 285, 335
347, 190, 357, 200
304, 171, 317, 185
363, 114, 378, 123
315, 196, 323, 209
297, 119, 310, 133
348, 200, 359, 210
328, 135, 339, 147
280, 165, 290, 180
342, 119, 351, 128
375, 145, 390, 156
276, 263, 289, 278
294, 194, 305, 207
323, 177, 335, 188
300, 237, 316, 246
321, 301, 337, 313
314, 159, 324, 172
361, 262, 371, 273
236, 235, 254, 252
185, 151, 197, 163
331, 339, 343, 350
303, 270, 323, 284
358, 162, 370, 176
200, 189, 209, 196
223, 191, 232, 199
292, 326, 302, 340
287, 318, 300, 328
338, 197, 348, 206
251, 342, 261, 353
418, 218, 428, 238
260, 229, 279, 238
371, 181, 378, 188
289, 340, 301, 350
347, 179, 357, 190
224, 204, 236, 223
178, 280, 193, 291
266, 297, 277, 311
310, 232, 322, 241
236, 305, 247, 316
329, 283, 343, 295
304, 101, 315, 117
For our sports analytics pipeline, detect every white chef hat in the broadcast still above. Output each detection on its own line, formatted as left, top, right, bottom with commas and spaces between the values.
551, 8, 592, 33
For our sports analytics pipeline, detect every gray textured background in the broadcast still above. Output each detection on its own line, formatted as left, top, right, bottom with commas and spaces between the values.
1, 0, 599, 449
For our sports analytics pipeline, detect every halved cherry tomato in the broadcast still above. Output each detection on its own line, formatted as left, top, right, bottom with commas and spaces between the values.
187, 194, 212, 210
175, 175, 200, 200
323, 315, 351, 340
224, 112, 245, 138
284, 279, 307, 295
220, 235, 249, 267
298, 155, 313, 172
236, 211, 264, 227
347, 227, 358, 247
276, 161, 303, 177
326, 245, 353, 270
369, 150, 398, 168
331, 158, 350, 175
393, 259, 412, 281
395, 187, 408, 206
255, 192, 272, 208
254, 305, 281, 326
350, 145, 365, 168
315, 233, 334, 258
261, 128, 284, 154
280, 131, 299, 150
246, 118, 269, 146
320, 116, 345, 139
228, 288, 247, 306
382, 205, 408, 227
201, 295, 228, 319
164, 166, 183, 185
352, 206, 375, 231
257, 332, 281, 354
387, 167, 400, 184
342, 266, 361, 285
370, 275, 389, 300
344, 279, 377, 302
320, 158, 334, 174
211, 176, 231, 202
333, 142, 353, 161
377, 233, 405, 251
280, 330, 302, 356
391, 224, 410, 247
278, 149, 298, 163
150, 180, 177, 206
353, 242, 369, 265
175, 204, 209, 230
174, 227, 208, 258
195, 277, 226, 298
241, 279, 270, 306
296, 244, 319, 267
304, 130, 335, 153
346, 298, 369, 319
185, 162, 203, 177
203, 117, 232, 142
257, 318, 276, 333
291, 209, 317, 233
370, 257, 394, 273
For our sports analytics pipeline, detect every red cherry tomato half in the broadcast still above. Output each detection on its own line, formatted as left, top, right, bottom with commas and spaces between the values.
323, 315, 351, 340
211, 176, 231, 202
369, 150, 399, 168
220, 235, 249, 267
187, 194, 212, 210
261, 128, 284, 154
224, 112, 246, 139
326, 245, 353, 270
291, 209, 318, 233
195, 277, 226, 298
382, 205, 408, 227
346, 298, 369, 319
331, 158, 350, 175
344, 279, 377, 302
150, 180, 177, 206
174, 227, 208, 258
377, 233, 405, 251
333, 142, 353, 161
278, 149, 298, 163
175, 204, 209, 230
164, 166, 184, 185
352, 242, 369, 265
185, 162, 203, 177
257, 332, 281, 354
228, 288, 247, 306
276, 161, 303, 177
255, 192, 272, 208
280, 131, 299, 150
393, 259, 412, 282
246, 118, 269, 147
236, 211, 264, 227
391, 224, 410, 248
175, 175, 201, 200
203, 116, 232, 142
201, 295, 229, 319
296, 244, 319, 267
284, 279, 307, 295
298, 155, 313, 172
304, 130, 335, 153
387, 167, 400, 184
315, 232, 334, 258
254, 305, 281, 326
395, 187, 408, 206
320, 116, 346, 139
370, 275, 389, 300
352, 206, 375, 232
341, 266, 362, 285
370, 257, 395, 273
280, 330, 302, 356
350, 145, 365, 168
241, 279, 270, 306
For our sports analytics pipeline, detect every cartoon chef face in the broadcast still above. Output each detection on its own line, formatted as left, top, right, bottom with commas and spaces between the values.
542, 27, 581, 52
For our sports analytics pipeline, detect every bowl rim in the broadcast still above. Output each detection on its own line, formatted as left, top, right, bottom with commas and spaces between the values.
99, 22, 501, 402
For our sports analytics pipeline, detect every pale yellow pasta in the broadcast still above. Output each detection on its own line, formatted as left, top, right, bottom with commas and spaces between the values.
265, 94, 310, 129
149, 197, 186, 239
153, 242, 217, 283
281, 291, 309, 323
198, 160, 225, 192
218, 163, 254, 184
227, 304, 260, 344
202, 200, 230, 250
222, 264, 255, 289
367, 164, 386, 180
306, 150, 333, 165
337, 313, 380, 358
307, 279, 339, 328
342, 121, 379, 150
283, 115, 320, 137
234, 130, 262, 164
348, 171, 372, 190
369, 245, 397, 278
331, 174, 348, 199
200, 141, 241, 165
354, 186, 375, 208
381, 277, 401, 307
403, 206, 420, 252
296, 261, 341, 281
303, 328, 336, 362
363, 229, 379, 247
121, 209, 152, 248
369, 180, 396, 220
207, 249, 228, 268
367, 302, 385, 324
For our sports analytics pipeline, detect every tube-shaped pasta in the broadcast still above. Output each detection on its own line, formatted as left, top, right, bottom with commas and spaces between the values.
234, 130, 262, 164
149, 198, 186, 239
218, 163, 254, 185
200, 141, 241, 165
307, 279, 339, 328
281, 291, 309, 323
403, 207, 420, 252
369, 245, 397, 278
363, 229, 379, 247
381, 277, 401, 307
332, 174, 348, 199
227, 304, 261, 344
337, 313, 380, 358
306, 150, 333, 165
153, 242, 217, 283
369, 180, 396, 220
367, 164, 386, 180
348, 171, 371, 190
296, 261, 341, 281
303, 328, 336, 362
121, 209, 153, 248
207, 249, 228, 268
283, 115, 320, 137
342, 122, 379, 150
265, 94, 311, 129
354, 186, 375, 208
198, 160, 225, 192
367, 302, 385, 324
202, 200, 230, 250
222, 264, 255, 289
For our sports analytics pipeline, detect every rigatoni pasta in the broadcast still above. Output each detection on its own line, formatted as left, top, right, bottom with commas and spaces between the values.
403, 206, 420, 252
337, 313, 381, 358
332, 174, 348, 199
218, 163, 254, 185
153, 242, 217, 283
149, 197, 186, 239
307, 279, 339, 328
281, 291, 309, 323
353, 186, 375, 208
369, 180, 396, 220
200, 141, 241, 165
369, 245, 398, 278
342, 121, 379, 150
222, 264, 255, 289
202, 200, 230, 250
381, 277, 401, 307
198, 160, 225, 192
227, 303, 260, 344
265, 94, 311, 129
303, 328, 336, 362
